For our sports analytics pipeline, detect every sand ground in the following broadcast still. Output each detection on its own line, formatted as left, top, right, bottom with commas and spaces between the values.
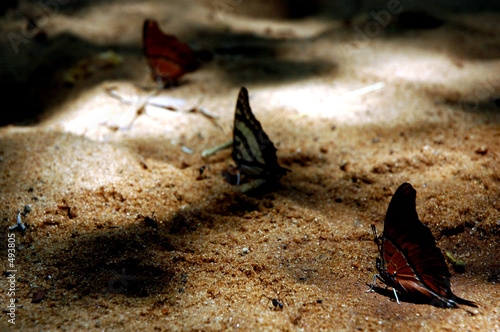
0, 1, 499, 330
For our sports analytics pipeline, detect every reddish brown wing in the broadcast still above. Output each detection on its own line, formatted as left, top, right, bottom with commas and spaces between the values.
383, 183, 451, 297
379, 183, 477, 307
142, 20, 198, 85
382, 237, 446, 300
382, 240, 434, 299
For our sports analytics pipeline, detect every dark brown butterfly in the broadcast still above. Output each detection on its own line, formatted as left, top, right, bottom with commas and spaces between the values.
142, 19, 199, 86
231, 87, 289, 185
369, 183, 477, 308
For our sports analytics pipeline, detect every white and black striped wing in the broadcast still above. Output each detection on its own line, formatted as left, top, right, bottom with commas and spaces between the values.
232, 87, 288, 182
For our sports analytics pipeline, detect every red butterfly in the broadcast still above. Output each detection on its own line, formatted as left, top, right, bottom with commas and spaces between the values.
142, 19, 199, 86
369, 183, 477, 308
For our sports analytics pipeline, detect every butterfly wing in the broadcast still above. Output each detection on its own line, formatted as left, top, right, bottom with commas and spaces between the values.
232, 87, 288, 182
379, 238, 439, 302
142, 20, 198, 85
378, 183, 476, 307
384, 183, 451, 293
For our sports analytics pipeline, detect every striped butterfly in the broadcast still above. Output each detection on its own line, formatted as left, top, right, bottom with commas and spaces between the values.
231, 87, 289, 185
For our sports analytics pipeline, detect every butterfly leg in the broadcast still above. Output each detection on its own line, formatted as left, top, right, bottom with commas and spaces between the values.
366, 274, 379, 293
236, 171, 241, 186
392, 288, 401, 305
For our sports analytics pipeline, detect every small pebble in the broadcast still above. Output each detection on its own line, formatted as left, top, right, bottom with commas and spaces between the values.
32, 290, 46, 303
475, 146, 488, 155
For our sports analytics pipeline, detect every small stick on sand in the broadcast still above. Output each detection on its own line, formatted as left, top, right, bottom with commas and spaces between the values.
106, 87, 220, 128
201, 140, 233, 157
105, 86, 161, 130
343, 81, 385, 99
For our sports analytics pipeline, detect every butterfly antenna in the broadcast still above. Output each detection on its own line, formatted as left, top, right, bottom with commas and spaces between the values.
371, 224, 384, 258
370, 224, 378, 239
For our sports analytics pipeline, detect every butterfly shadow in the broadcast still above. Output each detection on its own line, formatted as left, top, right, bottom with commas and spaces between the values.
368, 284, 424, 305
367, 284, 467, 309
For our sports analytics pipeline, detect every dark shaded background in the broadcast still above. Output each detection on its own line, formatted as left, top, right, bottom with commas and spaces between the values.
1, 0, 499, 126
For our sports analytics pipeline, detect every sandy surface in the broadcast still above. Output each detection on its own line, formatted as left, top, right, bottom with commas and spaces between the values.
1, 1, 500, 330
